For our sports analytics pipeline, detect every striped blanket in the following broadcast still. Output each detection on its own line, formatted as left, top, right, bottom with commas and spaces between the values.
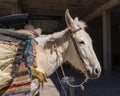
0, 29, 36, 96
0, 63, 31, 96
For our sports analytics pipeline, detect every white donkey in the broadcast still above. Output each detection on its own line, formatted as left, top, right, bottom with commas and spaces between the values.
31, 9, 101, 95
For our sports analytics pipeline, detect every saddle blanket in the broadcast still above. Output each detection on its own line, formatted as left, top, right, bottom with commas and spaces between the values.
0, 29, 34, 96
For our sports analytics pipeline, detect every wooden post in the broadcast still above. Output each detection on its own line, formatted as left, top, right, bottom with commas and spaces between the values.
11, 0, 21, 14
102, 11, 112, 72
84, 0, 120, 22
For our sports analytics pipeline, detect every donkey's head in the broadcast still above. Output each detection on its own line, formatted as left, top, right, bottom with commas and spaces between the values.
65, 9, 101, 79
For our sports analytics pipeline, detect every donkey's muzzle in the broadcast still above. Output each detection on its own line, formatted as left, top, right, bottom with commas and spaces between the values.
87, 67, 101, 79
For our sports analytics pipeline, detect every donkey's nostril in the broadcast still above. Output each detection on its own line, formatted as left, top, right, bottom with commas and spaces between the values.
95, 68, 99, 74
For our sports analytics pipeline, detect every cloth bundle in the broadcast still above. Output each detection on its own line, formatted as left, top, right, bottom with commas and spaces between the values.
0, 29, 36, 96
0, 41, 18, 90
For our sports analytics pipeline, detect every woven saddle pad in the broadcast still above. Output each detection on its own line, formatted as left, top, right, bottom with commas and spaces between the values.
0, 29, 36, 96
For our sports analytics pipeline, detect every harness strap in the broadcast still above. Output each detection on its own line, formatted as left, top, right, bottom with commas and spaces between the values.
70, 33, 85, 65
62, 29, 89, 90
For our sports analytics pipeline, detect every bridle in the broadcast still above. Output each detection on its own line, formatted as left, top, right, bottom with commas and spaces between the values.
70, 27, 91, 75
61, 28, 89, 89
70, 28, 85, 65
69, 28, 89, 75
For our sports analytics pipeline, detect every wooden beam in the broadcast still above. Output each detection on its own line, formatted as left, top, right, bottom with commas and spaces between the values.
84, 0, 120, 22
102, 11, 112, 72
0, 0, 17, 3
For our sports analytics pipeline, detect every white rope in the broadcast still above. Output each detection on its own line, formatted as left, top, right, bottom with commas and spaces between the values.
60, 65, 66, 77
66, 77, 88, 90
60, 65, 88, 90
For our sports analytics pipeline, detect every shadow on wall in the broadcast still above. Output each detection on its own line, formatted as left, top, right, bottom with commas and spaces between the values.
30, 20, 60, 34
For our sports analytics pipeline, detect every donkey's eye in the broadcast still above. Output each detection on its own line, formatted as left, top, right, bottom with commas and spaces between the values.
78, 41, 85, 44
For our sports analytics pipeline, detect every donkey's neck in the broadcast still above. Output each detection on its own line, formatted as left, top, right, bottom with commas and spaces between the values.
35, 28, 70, 76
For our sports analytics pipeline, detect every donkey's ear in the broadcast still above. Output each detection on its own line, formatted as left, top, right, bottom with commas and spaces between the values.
65, 9, 74, 27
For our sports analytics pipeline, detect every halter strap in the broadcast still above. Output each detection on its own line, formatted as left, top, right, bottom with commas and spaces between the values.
66, 28, 89, 89
71, 27, 82, 35
69, 28, 85, 65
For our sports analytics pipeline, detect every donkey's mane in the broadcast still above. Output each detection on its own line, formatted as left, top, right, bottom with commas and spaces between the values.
78, 21, 87, 29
